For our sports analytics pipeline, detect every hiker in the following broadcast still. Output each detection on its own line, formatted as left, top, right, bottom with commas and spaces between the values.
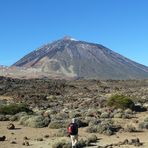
68, 118, 78, 148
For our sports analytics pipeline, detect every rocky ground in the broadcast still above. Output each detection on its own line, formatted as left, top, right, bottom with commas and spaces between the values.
0, 111, 148, 148
0, 76, 148, 148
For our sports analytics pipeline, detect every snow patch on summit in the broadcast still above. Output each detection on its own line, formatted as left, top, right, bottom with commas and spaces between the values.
63, 36, 78, 41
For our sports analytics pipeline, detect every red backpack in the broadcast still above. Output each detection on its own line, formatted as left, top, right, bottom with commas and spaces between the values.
68, 123, 74, 135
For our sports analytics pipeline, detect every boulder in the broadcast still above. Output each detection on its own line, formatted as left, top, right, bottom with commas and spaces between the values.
130, 138, 143, 146
7, 123, 15, 130
0, 136, 6, 141
10, 141, 17, 144
36, 138, 43, 141
23, 136, 29, 140
22, 141, 29, 146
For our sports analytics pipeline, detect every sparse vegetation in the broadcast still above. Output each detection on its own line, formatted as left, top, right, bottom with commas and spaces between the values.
0, 77, 148, 147
0, 103, 31, 115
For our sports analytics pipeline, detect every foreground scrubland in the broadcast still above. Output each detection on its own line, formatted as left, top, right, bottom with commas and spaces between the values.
0, 77, 148, 147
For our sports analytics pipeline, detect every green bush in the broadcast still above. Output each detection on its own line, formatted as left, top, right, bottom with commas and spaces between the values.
107, 94, 135, 110
0, 103, 31, 115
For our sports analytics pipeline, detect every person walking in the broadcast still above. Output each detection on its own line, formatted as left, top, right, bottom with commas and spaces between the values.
68, 118, 78, 148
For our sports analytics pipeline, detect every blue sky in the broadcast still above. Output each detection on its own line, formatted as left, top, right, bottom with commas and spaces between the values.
0, 0, 148, 66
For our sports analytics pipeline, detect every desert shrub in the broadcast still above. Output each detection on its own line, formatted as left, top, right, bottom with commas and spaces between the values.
45, 110, 57, 119
47, 95, 57, 101
54, 112, 69, 120
124, 124, 137, 132
52, 140, 66, 148
87, 135, 97, 143
69, 111, 81, 118
86, 119, 120, 136
92, 120, 120, 135
76, 118, 88, 127
139, 117, 148, 129
52, 137, 97, 148
55, 128, 68, 137
139, 118, 148, 129
19, 115, 30, 125
86, 126, 97, 133
0, 114, 9, 121
124, 109, 133, 114
48, 120, 67, 129
0, 103, 31, 115
122, 113, 133, 119
107, 94, 135, 110
144, 117, 148, 122
112, 108, 133, 119
113, 112, 123, 118
139, 122, 148, 129
96, 124, 114, 135
62, 143, 71, 148
19, 115, 50, 128
8, 112, 28, 121
15, 112, 28, 120
86, 109, 101, 116
100, 112, 110, 118
8, 115, 18, 121
26, 116, 50, 128
77, 139, 87, 147
88, 118, 101, 126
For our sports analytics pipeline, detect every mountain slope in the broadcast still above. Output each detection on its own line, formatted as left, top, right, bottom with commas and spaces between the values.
12, 37, 148, 79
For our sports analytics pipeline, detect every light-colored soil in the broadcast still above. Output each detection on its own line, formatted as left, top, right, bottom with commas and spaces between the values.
0, 112, 148, 148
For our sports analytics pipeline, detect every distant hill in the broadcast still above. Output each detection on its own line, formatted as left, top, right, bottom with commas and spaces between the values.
4, 36, 148, 79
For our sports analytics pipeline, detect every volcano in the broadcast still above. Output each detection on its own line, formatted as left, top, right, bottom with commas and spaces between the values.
12, 36, 148, 79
